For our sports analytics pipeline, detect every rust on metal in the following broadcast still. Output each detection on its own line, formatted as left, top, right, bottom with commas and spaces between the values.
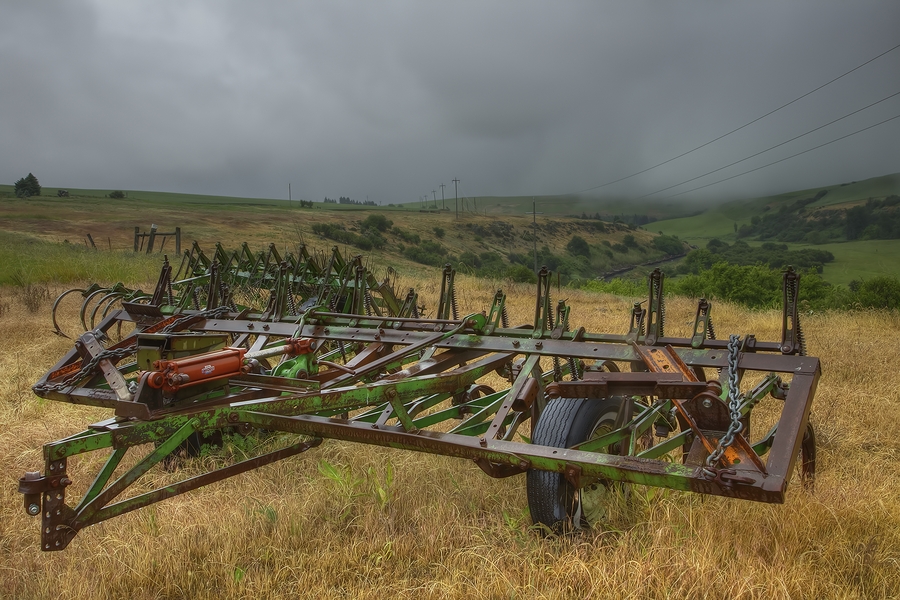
19, 244, 821, 550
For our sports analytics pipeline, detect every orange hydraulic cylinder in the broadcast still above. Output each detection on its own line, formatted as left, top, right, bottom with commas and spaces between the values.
147, 347, 247, 393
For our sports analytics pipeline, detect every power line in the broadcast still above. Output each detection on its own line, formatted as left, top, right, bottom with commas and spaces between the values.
662, 112, 900, 199
571, 42, 900, 195
641, 89, 900, 198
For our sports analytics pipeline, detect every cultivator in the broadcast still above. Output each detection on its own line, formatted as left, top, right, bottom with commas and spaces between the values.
19, 244, 820, 551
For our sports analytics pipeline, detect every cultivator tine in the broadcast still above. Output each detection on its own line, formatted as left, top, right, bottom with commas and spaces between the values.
781, 266, 805, 355
532, 266, 553, 336
51, 287, 87, 338
437, 264, 458, 320
691, 298, 713, 348
645, 268, 665, 345
23, 246, 823, 550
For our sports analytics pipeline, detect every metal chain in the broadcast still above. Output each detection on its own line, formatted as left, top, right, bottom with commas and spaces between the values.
35, 306, 233, 394
34, 345, 136, 393
704, 334, 744, 470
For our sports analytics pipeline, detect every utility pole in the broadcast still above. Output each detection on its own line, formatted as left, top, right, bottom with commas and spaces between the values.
288, 183, 291, 203
528, 198, 544, 275
439, 183, 446, 210
432, 190, 437, 208
452, 178, 459, 220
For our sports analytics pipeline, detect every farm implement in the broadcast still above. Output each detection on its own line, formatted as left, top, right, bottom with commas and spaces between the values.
19, 244, 820, 550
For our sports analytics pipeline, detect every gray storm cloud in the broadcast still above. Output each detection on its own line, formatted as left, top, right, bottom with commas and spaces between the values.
1, 0, 898, 204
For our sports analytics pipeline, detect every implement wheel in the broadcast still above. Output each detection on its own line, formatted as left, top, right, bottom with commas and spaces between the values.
527, 397, 621, 533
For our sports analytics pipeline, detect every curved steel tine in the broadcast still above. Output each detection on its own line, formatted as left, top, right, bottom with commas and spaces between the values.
90, 292, 123, 330
51, 288, 85, 338
80, 288, 110, 333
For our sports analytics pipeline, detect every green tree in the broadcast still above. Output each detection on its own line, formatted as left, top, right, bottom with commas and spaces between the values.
14, 173, 41, 197
566, 235, 590, 258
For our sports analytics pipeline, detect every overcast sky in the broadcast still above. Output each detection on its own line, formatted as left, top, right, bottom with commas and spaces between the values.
2, 1, 898, 205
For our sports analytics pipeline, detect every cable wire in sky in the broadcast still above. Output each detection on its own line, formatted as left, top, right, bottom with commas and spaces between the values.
640, 89, 900, 198
571, 41, 900, 195
662, 112, 900, 198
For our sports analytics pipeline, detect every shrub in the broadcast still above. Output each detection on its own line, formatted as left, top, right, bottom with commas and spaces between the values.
311, 223, 376, 250
109, 190, 126, 199
854, 276, 900, 309
566, 235, 590, 259
506, 265, 537, 283
433, 227, 445, 239
403, 240, 447, 266
578, 278, 645, 297
392, 228, 421, 245
361, 214, 393, 232
652, 235, 683, 255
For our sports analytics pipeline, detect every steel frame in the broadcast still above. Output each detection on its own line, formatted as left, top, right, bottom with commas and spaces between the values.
20, 249, 820, 551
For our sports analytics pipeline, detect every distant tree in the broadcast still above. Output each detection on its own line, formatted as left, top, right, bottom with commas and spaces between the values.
566, 235, 590, 258
14, 173, 41, 198
109, 190, 125, 198
623, 234, 638, 248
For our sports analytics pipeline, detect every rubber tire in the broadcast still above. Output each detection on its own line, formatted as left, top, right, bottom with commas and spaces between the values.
527, 397, 621, 533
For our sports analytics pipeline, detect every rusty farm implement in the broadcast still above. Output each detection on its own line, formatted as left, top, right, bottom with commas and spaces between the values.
19, 244, 819, 550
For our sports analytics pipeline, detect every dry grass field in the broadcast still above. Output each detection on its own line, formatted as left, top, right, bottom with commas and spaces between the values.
1, 273, 899, 599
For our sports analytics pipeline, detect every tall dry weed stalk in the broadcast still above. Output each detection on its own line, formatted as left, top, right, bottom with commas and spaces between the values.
0, 277, 898, 599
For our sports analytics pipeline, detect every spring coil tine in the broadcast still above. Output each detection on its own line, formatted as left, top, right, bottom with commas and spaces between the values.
567, 356, 580, 380
450, 282, 459, 320
796, 311, 807, 356
501, 305, 510, 329
287, 289, 298, 316
79, 288, 110, 334
90, 292, 123, 330
546, 292, 554, 330
707, 316, 717, 340
51, 288, 85, 338
191, 287, 202, 310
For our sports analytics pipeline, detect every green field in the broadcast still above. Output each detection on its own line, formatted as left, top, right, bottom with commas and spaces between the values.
808, 239, 900, 286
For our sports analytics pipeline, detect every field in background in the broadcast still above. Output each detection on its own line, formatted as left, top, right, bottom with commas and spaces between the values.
652, 172, 900, 285
0, 272, 898, 599
0, 193, 672, 287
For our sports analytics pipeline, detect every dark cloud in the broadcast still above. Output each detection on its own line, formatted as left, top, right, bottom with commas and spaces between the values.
1, 1, 898, 204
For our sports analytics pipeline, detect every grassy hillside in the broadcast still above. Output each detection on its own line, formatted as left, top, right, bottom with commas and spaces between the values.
653, 172, 900, 244
651, 172, 900, 284
0, 191, 682, 286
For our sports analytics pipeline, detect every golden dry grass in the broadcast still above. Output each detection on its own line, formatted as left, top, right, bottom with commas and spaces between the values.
1, 276, 899, 599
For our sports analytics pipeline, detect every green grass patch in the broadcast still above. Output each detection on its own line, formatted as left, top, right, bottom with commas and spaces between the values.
811, 239, 900, 286
0, 230, 161, 286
